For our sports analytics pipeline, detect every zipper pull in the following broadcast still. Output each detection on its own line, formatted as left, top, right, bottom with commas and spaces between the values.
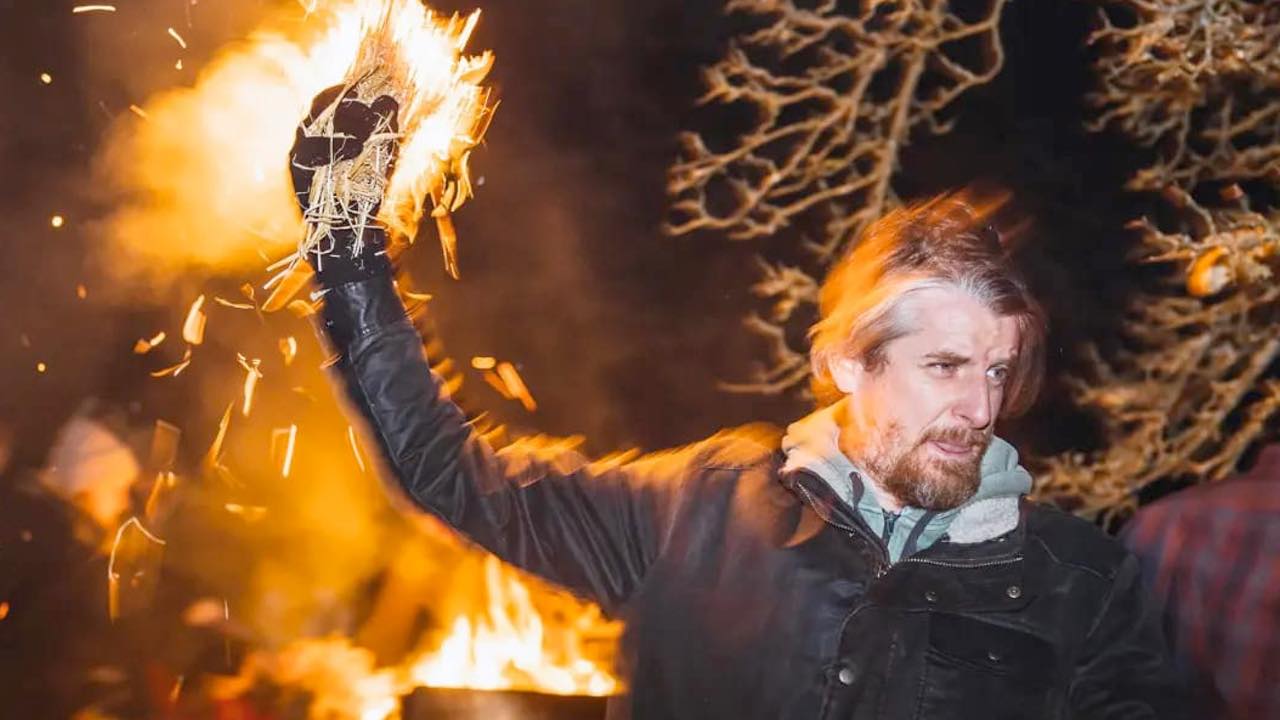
880, 510, 899, 545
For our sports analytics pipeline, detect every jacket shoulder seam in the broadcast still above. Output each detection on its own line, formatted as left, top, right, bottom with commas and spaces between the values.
1027, 532, 1113, 583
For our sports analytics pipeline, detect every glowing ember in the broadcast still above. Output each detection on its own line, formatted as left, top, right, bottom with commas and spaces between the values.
280, 336, 299, 366
203, 402, 234, 469
238, 354, 264, 416
72, 4, 116, 13
133, 331, 167, 354
36, 362, 47, 373
213, 296, 254, 310
0, 602, 9, 620
169, 676, 184, 704
76, 283, 88, 299
279, 424, 299, 477
128, 104, 150, 120
150, 346, 193, 377
50, 215, 64, 228
168, 27, 188, 50
482, 370, 513, 398
107, 516, 167, 621
225, 503, 268, 521
346, 425, 366, 472
182, 294, 207, 345
40, 72, 52, 84
496, 362, 537, 412
470, 355, 496, 370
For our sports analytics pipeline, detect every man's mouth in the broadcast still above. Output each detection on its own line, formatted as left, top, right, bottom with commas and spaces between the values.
928, 440, 978, 458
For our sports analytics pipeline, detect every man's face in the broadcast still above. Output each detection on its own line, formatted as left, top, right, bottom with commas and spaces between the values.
832, 286, 1020, 511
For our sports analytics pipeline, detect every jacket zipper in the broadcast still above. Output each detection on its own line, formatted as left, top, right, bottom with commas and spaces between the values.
791, 476, 1022, 576
880, 510, 899, 546
792, 481, 892, 575
893, 555, 1023, 570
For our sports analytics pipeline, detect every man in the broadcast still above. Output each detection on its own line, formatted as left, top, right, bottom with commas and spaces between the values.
1122, 443, 1280, 719
292, 91, 1183, 718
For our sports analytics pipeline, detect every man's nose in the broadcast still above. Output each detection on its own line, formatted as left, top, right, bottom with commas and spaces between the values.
953, 379, 993, 430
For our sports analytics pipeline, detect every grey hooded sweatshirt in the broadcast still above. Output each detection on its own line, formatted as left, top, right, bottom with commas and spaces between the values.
781, 400, 1032, 561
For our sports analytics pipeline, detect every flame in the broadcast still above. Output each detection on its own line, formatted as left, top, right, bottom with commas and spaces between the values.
407, 556, 619, 696
338, 1, 494, 246
99, 0, 494, 282
215, 555, 621, 719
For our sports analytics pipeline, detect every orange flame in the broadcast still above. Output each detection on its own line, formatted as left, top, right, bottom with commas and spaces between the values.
214, 555, 621, 718
99, 0, 494, 282
406, 556, 619, 696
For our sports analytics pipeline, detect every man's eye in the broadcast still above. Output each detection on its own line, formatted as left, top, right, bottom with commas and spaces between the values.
987, 366, 1009, 385
929, 362, 956, 373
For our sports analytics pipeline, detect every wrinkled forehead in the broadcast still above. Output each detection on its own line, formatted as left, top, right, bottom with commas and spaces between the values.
895, 286, 1022, 359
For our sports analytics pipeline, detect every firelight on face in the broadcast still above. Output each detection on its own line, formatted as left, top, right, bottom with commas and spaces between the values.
833, 285, 1021, 511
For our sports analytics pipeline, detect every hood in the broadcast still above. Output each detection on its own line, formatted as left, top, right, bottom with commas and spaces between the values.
781, 400, 1031, 560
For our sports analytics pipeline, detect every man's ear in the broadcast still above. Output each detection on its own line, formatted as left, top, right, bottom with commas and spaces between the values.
829, 356, 864, 396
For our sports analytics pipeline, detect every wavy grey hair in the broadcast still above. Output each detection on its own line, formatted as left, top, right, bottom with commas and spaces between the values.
809, 192, 1047, 416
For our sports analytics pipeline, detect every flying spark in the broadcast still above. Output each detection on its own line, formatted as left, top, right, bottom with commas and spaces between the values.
72, 4, 117, 13
50, 215, 64, 228
347, 425, 366, 473
238, 355, 264, 416
133, 331, 167, 354
150, 346, 193, 377
39, 72, 52, 84
281, 424, 298, 478
182, 294, 207, 345
279, 336, 298, 366
107, 516, 167, 621
167, 27, 188, 49
497, 362, 537, 412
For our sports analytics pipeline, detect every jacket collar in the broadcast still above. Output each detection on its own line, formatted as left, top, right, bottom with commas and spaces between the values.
780, 400, 1031, 558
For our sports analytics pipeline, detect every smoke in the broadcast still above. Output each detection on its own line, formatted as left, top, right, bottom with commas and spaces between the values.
85, 1, 392, 289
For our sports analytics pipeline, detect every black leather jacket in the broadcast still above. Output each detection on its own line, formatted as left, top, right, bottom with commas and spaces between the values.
319, 276, 1186, 719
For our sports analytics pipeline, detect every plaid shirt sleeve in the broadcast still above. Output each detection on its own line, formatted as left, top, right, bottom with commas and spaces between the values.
1121, 445, 1280, 720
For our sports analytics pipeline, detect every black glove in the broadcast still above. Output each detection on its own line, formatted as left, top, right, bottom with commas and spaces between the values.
290, 85, 400, 286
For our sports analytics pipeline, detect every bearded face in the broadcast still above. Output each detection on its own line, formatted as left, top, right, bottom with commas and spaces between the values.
829, 286, 1021, 512
860, 421, 989, 511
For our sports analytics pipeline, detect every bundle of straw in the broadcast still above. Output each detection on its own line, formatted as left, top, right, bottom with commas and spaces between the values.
297, 23, 409, 262
268, 3, 494, 310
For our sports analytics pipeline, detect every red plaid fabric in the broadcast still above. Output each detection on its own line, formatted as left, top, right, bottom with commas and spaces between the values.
1122, 445, 1280, 720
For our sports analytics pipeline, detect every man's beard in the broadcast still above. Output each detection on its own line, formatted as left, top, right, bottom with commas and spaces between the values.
863, 424, 987, 511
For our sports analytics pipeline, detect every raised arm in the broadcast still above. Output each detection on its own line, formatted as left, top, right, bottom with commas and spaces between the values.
291, 87, 687, 612
320, 275, 688, 610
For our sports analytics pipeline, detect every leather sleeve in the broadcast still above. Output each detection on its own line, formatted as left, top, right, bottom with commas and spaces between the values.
317, 275, 685, 613
1066, 553, 1190, 719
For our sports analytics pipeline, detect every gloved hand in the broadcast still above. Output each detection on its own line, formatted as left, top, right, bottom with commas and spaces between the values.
290, 85, 400, 286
